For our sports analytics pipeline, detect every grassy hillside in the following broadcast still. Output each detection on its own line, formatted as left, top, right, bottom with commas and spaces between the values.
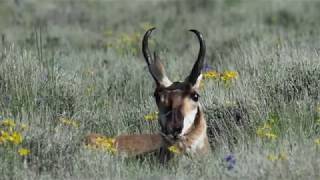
1, 0, 320, 179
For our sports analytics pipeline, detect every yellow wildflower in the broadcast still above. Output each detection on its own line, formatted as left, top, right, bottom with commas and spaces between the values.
18, 148, 30, 156
1, 119, 16, 127
0, 130, 23, 145
221, 71, 238, 81
144, 111, 158, 121
95, 136, 117, 154
1, 131, 10, 141
10, 131, 23, 145
203, 71, 220, 79
256, 122, 277, 140
314, 138, 320, 145
59, 117, 79, 128
168, 145, 182, 154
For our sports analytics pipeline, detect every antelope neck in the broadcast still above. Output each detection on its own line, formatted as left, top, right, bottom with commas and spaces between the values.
181, 107, 202, 137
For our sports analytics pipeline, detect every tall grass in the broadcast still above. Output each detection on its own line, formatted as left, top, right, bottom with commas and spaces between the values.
0, 0, 320, 179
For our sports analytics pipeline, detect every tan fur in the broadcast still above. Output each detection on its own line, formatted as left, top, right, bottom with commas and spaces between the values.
84, 133, 164, 157
177, 110, 210, 155
114, 134, 164, 156
181, 98, 197, 117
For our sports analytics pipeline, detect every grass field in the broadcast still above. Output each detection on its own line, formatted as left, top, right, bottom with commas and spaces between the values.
1, 0, 320, 179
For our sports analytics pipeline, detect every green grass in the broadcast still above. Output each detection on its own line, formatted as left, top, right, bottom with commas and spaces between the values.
1, 0, 320, 179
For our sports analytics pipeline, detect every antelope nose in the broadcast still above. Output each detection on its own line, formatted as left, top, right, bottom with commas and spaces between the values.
173, 126, 182, 136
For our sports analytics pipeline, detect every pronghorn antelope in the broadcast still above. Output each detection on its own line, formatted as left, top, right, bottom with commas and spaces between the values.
85, 28, 210, 161
142, 27, 210, 162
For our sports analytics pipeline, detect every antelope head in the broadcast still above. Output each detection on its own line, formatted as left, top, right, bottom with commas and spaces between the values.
142, 28, 206, 142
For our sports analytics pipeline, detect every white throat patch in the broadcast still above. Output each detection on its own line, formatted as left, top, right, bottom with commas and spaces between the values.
181, 108, 198, 135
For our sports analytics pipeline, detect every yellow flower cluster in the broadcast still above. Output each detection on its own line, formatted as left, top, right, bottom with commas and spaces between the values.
87, 136, 117, 154
203, 70, 238, 82
0, 119, 23, 145
203, 71, 220, 79
144, 111, 158, 121
267, 152, 288, 161
256, 122, 277, 140
168, 145, 182, 154
59, 117, 79, 128
1, 119, 16, 127
18, 148, 31, 156
0, 131, 23, 145
221, 71, 239, 81
315, 138, 320, 145
0, 118, 30, 156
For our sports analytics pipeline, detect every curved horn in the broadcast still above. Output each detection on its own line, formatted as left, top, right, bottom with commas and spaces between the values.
186, 29, 206, 85
142, 27, 156, 66
142, 27, 158, 83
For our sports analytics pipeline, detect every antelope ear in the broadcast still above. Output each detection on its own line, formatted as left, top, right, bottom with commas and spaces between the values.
142, 28, 172, 87
192, 74, 203, 90
149, 52, 172, 87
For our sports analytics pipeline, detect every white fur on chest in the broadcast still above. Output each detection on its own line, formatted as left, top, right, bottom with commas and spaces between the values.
180, 108, 206, 153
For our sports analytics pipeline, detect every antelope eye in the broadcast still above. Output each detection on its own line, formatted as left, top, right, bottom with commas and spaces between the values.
190, 92, 200, 102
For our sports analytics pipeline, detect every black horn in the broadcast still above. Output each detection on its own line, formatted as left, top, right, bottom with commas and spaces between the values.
142, 27, 158, 83
142, 27, 156, 66
186, 29, 206, 85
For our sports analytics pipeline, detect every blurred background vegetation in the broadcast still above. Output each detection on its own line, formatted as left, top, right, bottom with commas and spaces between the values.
1, 0, 320, 179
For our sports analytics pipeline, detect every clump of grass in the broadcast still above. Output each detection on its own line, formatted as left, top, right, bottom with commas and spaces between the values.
206, 99, 252, 148
274, 64, 320, 102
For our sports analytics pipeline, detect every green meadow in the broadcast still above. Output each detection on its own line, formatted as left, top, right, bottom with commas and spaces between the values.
0, 0, 320, 179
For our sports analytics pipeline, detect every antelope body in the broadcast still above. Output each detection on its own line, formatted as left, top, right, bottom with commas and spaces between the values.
85, 133, 164, 157
85, 27, 210, 162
